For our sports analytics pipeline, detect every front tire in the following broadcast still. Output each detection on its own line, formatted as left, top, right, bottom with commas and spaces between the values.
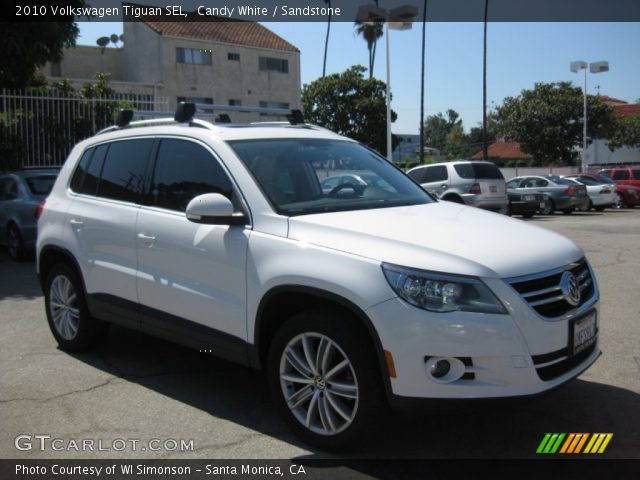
540, 199, 554, 215
613, 193, 624, 209
267, 310, 384, 450
44, 264, 109, 351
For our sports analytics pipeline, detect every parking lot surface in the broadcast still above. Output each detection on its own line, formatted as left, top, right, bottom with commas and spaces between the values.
1, 209, 639, 459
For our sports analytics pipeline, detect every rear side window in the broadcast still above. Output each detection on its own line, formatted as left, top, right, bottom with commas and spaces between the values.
150, 139, 233, 212
80, 145, 109, 196
423, 165, 448, 183
612, 170, 629, 180
24, 175, 56, 195
70, 148, 94, 192
97, 139, 153, 202
456, 162, 504, 180
632, 169, 640, 180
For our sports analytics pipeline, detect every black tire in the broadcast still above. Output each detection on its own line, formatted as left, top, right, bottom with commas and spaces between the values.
562, 207, 573, 215
594, 206, 606, 212
540, 199, 554, 215
7, 223, 27, 261
267, 310, 385, 450
579, 200, 592, 212
44, 264, 109, 351
522, 212, 534, 218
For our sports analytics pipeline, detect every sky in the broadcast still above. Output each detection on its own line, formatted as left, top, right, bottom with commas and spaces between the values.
77, 21, 640, 135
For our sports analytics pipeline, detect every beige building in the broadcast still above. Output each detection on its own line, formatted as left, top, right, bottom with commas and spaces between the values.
47, 16, 301, 122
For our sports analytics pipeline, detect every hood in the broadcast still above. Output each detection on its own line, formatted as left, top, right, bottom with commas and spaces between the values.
287, 202, 583, 278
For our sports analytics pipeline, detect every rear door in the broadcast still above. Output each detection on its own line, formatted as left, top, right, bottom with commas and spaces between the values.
419, 165, 449, 197
65, 138, 154, 327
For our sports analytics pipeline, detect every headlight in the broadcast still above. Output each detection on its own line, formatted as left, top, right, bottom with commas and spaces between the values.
382, 263, 506, 314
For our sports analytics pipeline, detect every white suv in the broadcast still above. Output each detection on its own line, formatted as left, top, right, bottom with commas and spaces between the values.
37, 105, 600, 449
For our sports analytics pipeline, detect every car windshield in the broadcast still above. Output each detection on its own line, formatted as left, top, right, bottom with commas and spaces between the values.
24, 175, 57, 196
228, 138, 432, 216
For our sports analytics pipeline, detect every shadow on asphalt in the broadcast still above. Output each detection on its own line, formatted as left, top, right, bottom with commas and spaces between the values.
0, 249, 41, 300
68, 325, 640, 461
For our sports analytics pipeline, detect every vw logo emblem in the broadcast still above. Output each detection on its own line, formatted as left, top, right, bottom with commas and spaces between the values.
560, 271, 581, 306
314, 376, 326, 390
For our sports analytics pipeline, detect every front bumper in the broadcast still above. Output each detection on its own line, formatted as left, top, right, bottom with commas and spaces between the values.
365, 276, 600, 399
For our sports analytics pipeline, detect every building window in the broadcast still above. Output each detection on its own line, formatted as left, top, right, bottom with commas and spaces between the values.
259, 57, 288, 73
229, 99, 242, 106
259, 101, 290, 116
227, 53, 240, 61
178, 97, 214, 113
176, 47, 212, 65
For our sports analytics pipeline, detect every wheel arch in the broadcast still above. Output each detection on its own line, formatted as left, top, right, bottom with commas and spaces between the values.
38, 245, 85, 294
251, 285, 393, 401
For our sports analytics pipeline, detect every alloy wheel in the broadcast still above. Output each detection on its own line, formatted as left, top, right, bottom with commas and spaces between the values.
279, 332, 359, 436
49, 275, 80, 340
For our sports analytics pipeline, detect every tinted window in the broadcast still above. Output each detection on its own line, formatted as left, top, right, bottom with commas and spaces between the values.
24, 175, 57, 196
575, 176, 600, 186
407, 167, 426, 183
471, 163, 504, 179
632, 169, 640, 180
70, 148, 94, 192
612, 170, 629, 180
534, 179, 549, 187
150, 139, 233, 212
506, 179, 521, 189
80, 145, 108, 196
453, 164, 474, 179
97, 139, 153, 202
423, 165, 448, 183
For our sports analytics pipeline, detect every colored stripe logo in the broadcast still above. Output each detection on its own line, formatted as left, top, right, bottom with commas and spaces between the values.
536, 433, 613, 454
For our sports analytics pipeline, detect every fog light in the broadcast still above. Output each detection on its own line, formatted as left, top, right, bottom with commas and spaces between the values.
430, 359, 451, 378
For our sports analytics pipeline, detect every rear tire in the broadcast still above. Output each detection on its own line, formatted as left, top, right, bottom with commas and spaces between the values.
540, 199, 554, 215
562, 207, 573, 215
44, 264, 109, 351
522, 212, 534, 218
7, 223, 27, 261
612, 193, 624, 209
267, 310, 385, 450
594, 206, 606, 212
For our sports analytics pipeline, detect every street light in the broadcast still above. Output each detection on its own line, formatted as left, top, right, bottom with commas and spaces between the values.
570, 60, 609, 172
357, 4, 418, 162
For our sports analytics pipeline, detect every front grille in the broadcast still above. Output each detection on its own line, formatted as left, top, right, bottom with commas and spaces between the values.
532, 344, 597, 381
508, 259, 595, 318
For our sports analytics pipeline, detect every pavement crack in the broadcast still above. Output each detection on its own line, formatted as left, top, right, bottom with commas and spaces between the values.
0, 377, 117, 405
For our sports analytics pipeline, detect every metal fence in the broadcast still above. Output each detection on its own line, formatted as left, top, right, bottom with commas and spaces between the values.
0, 90, 168, 168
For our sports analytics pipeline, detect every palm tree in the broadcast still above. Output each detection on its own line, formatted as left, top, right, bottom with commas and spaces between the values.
354, 21, 384, 79
322, 0, 332, 77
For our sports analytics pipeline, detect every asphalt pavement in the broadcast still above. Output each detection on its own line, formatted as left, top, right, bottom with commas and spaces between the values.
1, 209, 639, 461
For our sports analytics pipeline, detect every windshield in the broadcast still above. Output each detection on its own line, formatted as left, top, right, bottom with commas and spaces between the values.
228, 139, 432, 216
24, 175, 57, 196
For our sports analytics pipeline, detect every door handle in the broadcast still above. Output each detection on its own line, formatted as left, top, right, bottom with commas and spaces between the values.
137, 233, 156, 246
69, 218, 83, 227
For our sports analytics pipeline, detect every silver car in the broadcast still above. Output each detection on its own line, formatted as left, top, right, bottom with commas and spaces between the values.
0, 169, 58, 260
407, 161, 508, 213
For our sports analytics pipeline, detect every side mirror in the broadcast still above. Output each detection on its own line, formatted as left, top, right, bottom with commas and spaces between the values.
185, 193, 246, 225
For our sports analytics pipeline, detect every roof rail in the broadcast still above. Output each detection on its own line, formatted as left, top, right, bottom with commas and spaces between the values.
95, 102, 307, 136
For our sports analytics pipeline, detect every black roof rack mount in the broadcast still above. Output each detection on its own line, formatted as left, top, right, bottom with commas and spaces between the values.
175, 102, 196, 123
116, 109, 134, 128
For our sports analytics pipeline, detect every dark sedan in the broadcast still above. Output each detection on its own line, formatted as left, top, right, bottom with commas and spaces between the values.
507, 191, 548, 218
0, 169, 58, 260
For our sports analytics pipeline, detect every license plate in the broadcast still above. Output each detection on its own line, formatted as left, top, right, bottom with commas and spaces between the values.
571, 311, 597, 356
490, 185, 497, 193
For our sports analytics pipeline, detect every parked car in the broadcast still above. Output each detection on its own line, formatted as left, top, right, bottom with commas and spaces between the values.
563, 176, 616, 211
0, 169, 59, 260
599, 167, 640, 188
37, 104, 601, 449
581, 173, 640, 208
506, 190, 548, 218
406, 161, 508, 213
505, 175, 583, 214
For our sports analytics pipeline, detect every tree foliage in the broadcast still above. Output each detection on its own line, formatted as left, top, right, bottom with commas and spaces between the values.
0, 4, 83, 88
302, 65, 397, 155
422, 109, 461, 152
495, 82, 615, 166
608, 114, 640, 149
